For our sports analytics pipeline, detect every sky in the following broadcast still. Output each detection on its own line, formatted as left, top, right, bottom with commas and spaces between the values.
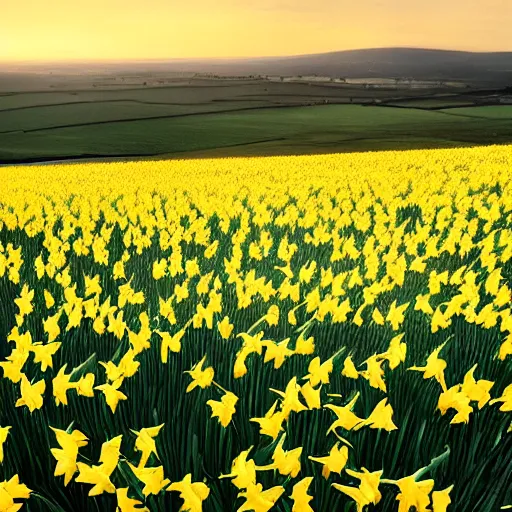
1, 0, 511, 62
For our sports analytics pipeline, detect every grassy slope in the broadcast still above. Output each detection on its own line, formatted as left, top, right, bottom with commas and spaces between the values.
1, 104, 512, 162
0, 82, 349, 110
0, 101, 275, 133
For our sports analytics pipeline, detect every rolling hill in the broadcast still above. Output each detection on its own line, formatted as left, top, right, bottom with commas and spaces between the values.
8, 47, 509, 85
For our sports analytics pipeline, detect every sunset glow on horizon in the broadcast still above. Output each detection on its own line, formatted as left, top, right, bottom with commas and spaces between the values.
1, 0, 511, 63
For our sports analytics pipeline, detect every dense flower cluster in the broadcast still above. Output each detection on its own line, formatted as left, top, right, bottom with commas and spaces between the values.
0, 145, 511, 511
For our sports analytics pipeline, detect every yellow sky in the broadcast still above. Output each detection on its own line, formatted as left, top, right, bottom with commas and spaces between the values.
1, 0, 511, 62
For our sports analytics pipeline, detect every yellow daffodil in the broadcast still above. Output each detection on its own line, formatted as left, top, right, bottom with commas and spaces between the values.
43, 311, 62, 342
0, 349, 29, 383
325, 392, 364, 437
52, 364, 78, 406
305, 356, 333, 387
95, 379, 127, 413
379, 333, 407, 370
257, 434, 302, 477
355, 398, 398, 431
44, 289, 55, 309
432, 485, 454, 512
116, 488, 149, 512
220, 447, 257, 490
131, 424, 164, 468
217, 316, 234, 339
15, 375, 45, 412
76, 373, 95, 397
438, 385, 473, 424
489, 384, 512, 412
360, 355, 387, 392
270, 377, 307, 418
0, 426, 11, 464
98, 435, 123, 476
300, 381, 322, 409
152, 259, 167, 280
50, 427, 88, 486
263, 338, 293, 369
0, 474, 31, 510
309, 442, 349, 479
14, 284, 34, 319
250, 401, 286, 441
185, 356, 214, 392
128, 463, 171, 496
207, 391, 238, 428
290, 477, 314, 512
294, 334, 315, 355
386, 300, 409, 330
341, 356, 359, 379
237, 483, 284, 512
76, 462, 116, 496
332, 468, 383, 511
409, 342, 449, 391
265, 305, 280, 326
395, 475, 434, 512
461, 365, 494, 409
168, 473, 210, 512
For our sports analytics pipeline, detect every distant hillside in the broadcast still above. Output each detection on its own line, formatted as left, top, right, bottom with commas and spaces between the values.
174, 48, 512, 85
3, 48, 512, 86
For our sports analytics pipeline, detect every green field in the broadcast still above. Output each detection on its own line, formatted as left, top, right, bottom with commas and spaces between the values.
1, 103, 512, 163
0, 100, 276, 133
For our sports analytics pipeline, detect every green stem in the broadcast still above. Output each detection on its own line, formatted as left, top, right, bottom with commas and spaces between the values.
117, 460, 147, 502
413, 445, 450, 481
380, 445, 450, 486
329, 346, 347, 362
295, 314, 317, 334
291, 300, 308, 313
32, 493, 66, 512
246, 316, 266, 334
329, 428, 354, 449
70, 352, 97, 379
212, 381, 229, 394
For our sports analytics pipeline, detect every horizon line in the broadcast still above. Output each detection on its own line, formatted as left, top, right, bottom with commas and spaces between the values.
2, 45, 512, 66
